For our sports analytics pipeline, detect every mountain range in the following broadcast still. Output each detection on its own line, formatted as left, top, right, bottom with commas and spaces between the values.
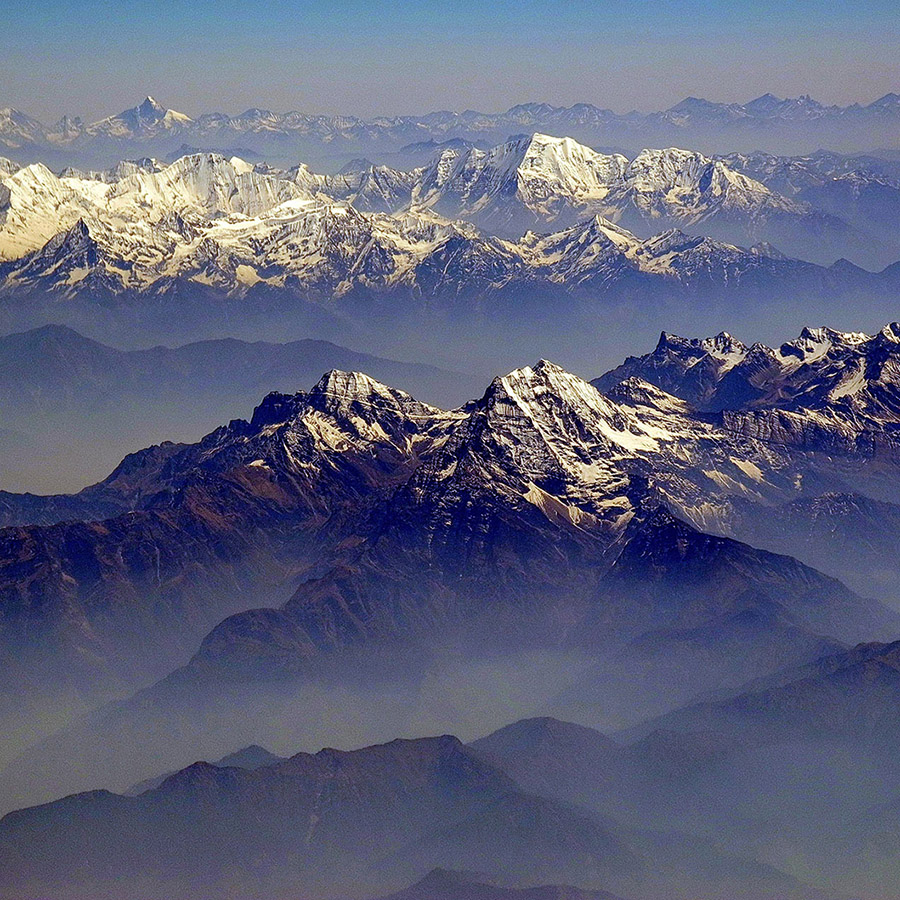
1, 321, 900, 897
4, 707, 898, 899
0, 75, 900, 900
2, 82, 900, 900
720, 149, 900, 239
3, 93, 899, 170
2, 324, 900, 815
2, 139, 899, 364
0, 731, 822, 900
2, 135, 896, 282
594, 323, 900, 601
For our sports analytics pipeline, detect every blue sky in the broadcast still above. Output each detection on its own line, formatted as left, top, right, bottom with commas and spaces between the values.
3, 0, 898, 120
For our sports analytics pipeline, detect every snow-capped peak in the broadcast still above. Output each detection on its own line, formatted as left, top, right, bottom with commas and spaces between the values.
307, 370, 449, 441
516, 133, 628, 187
648, 330, 749, 373
701, 331, 750, 364
617, 147, 797, 220
483, 359, 662, 456
82, 96, 194, 139
411, 132, 628, 234
310, 369, 415, 406
597, 322, 900, 431
138, 96, 165, 116
778, 326, 867, 363
397, 132, 813, 240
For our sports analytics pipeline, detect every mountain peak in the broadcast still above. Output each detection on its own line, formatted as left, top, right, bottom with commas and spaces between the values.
126, 96, 167, 123
32, 217, 98, 262
493, 359, 587, 393
744, 92, 784, 113
19, 322, 85, 341
703, 330, 748, 357
303, 369, 444, 446
484, 361, 619, 432
474, 715, 612, 749
655, 331, 700, 353
93, 95, 193, 134
669, 96, 721, 112
532, 358, 567, 375
869, 92, 900, 109
789, 325, 860, 352
311, 369, 407, 404
605, 376, 690, 412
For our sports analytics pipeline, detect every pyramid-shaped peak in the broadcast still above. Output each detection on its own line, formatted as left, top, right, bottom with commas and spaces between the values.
574, 214, 637, 240
533, 358, 568, 374
744, 93, 784, 112
35, 217, 98, 259
496, 358, 577, 385
236, 107, 276, 119
407, 868, 479, 891
108, 96, 192, 129
60, 217, 91, 238
869, 92, 900, 109
139, 96, 165, 114
605, 375, 691, 412
669, 96, 721, 111
487, 360, 610, 414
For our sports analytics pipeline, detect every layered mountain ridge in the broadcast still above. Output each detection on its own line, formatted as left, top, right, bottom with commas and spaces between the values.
594, 323, 900, 477
1, 324, 900, 898
1, 141, 896, 315
0, 731, 818, 900
3, 92, 899, 167
2, 337, 900, 814
2, 87, 900, 900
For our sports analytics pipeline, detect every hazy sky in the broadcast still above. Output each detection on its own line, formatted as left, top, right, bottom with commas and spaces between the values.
3, 0, 898, 121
